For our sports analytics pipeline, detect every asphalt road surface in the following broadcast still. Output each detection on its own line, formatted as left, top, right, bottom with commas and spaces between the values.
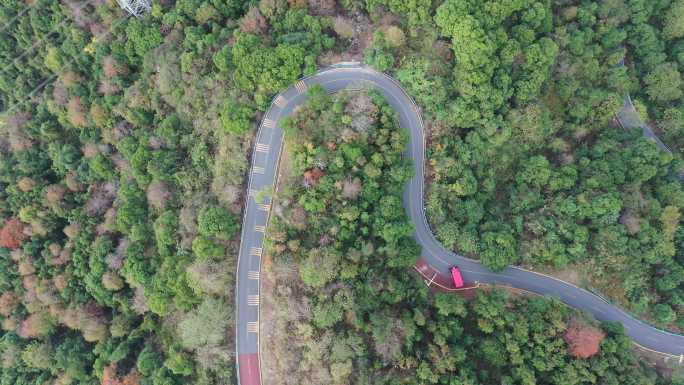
235, 64, 684, 385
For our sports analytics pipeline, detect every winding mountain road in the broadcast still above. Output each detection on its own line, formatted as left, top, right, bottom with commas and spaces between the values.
235, 63, 684, 385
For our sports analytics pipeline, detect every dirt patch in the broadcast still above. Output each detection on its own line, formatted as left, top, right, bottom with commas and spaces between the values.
274, 143, 293, 194
260, 143, 317, 385
529, 265, 582, 287
318, 12, 374, 65
259, 252, 277, 382
259, 251, 311, 385
525, 263, 633, 311
347, 12, 374, 59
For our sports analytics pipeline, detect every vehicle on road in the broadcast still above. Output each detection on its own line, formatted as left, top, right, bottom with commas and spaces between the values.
450, 266, 464, 288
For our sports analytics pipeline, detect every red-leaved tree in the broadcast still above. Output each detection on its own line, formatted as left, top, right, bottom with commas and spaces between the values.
564, 319, 606, 358
0, 218, 26, 249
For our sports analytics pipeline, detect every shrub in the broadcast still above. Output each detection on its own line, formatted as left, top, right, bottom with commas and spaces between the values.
21, 341, 53, 369
219, 100, 255, 135
102, 272, 124, 291
89, 154, 117, 180
653, 303, 676, 324
164, 347, 194, 376
0, 292, 19, 316
18, 311, 56, 338
197, 205, 238, 240
178, 298, 231, 350
154, 211, 178, 256
147, 181, 171, 211
191, 236, 225, 261
155, 114, 184, 147
186, 261, 231, 295
136, 345, 163, 376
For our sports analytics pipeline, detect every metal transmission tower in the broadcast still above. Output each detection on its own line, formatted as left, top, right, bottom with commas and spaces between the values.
117, 0, 151, 17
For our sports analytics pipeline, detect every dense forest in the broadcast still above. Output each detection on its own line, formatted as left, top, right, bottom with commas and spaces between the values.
0, 0, 325, 382
0, 0, 683, 383
406, 0, 684, 331
626, 0, 684, 152
263, 90, 677, 384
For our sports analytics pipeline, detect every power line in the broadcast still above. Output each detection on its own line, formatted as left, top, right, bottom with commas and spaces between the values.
3, 74, 58, 115
0, 0, 96, 75
2, 14, 130, 115
0, 3, 34, 35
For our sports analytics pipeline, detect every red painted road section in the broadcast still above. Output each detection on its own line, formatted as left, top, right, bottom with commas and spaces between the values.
414, 257, 479, 299
238, 354, 261, 385
415, 257, 458, 289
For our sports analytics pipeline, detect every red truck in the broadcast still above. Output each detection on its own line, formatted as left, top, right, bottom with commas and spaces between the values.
450, 266, 464, 288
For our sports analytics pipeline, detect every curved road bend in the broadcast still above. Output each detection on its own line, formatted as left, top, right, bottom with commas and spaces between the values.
235, 64, 684, 385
